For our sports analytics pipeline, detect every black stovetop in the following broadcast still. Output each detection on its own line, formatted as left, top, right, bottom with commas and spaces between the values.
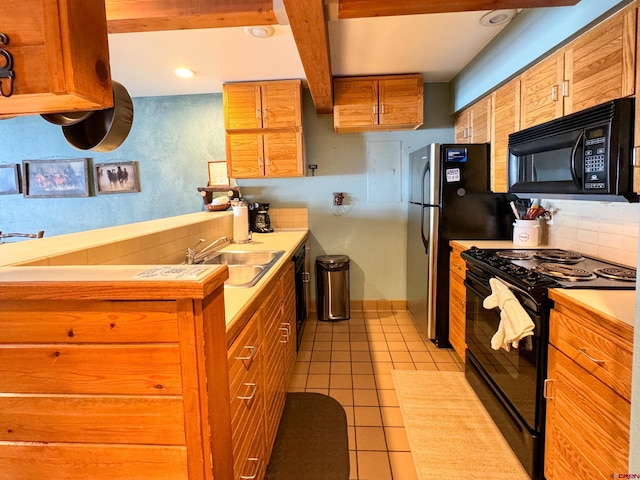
461, 247, 636, 292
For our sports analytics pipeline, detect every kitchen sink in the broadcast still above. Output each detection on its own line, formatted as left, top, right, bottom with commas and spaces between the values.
202, 250, 284, 287
204, 250, 283, 266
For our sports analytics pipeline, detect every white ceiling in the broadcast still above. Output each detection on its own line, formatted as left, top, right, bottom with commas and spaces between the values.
108, 10, 514, 98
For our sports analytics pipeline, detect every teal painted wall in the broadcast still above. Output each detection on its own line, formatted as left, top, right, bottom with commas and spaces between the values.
452, 0, 631, 111
0, 84, 453, 300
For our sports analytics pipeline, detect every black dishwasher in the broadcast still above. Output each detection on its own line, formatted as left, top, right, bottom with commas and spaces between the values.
292, 243, 308, 350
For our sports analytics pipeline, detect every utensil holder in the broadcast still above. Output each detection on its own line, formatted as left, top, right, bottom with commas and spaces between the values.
513, 219, 541, 247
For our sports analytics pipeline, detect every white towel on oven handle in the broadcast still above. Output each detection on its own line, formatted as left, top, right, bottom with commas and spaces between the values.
483, 277, 535, 352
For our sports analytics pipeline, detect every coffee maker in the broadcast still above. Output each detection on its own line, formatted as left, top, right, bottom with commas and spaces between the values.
249, 202, 274, 233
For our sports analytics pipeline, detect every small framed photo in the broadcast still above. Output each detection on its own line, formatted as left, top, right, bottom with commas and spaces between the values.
0, 164, 21, 195
23, 158, 91, 198
94, 161, 140, 195
208, 160, 230, 186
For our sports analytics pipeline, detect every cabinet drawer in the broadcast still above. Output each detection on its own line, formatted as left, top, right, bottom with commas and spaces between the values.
549, 308, 632, 400
228, 312, 260, 380
546, 346, 629, 478
449, 248, 466, 280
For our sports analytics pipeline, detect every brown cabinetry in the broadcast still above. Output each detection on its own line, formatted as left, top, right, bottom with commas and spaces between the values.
544, 297, 633, 480
0, 0, 113, 117
454, 95, 491, 144
491, 78, 520, 193
0, 271, 233, 480
448, 242, 467, 361
226, 258, 298, 480
223, 80, 304, 179
520, 4, 636, 130
333, 74, 423, 132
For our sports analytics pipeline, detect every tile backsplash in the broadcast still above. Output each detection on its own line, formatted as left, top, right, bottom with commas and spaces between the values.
542, 199, 639, 267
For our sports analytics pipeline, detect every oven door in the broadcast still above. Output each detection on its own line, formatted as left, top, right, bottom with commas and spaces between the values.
464, 269, 544, 432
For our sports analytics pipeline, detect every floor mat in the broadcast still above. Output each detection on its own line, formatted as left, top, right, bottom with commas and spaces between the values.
391, 370, 529, 480
265, 392, 350, 480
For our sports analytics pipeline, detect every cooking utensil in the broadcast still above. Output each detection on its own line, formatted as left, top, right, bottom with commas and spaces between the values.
61, 80, 133, 152
41, 110, 95, 126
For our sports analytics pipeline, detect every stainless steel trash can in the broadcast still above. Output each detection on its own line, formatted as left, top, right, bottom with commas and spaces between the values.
316, 255, 350, 321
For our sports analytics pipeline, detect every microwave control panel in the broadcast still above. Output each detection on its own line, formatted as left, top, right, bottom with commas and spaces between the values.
583, 125, 609, 190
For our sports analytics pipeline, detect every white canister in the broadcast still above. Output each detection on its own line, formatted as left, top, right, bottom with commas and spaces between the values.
232, 202, 250, 243
513, 219, 541, 247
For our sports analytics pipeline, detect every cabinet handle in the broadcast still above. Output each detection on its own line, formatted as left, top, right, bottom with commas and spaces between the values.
561, 80, 569, 97
302, 272, 310, 283
265, 156, 269, 167
240, 457, 260, 480
543, 379, 554, 400
238, 382, 257, 400
235, 345, 256, 361
255, 108, 261, 119
551, 85, 558, 101
453, 262, 462, 271
280, 326, 289, 343
577, 348, 605, 365
380, 104, 385, 115
262, 109, 267, 119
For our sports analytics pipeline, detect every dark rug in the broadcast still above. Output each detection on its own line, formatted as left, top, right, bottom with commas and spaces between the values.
265, 392, 350, 480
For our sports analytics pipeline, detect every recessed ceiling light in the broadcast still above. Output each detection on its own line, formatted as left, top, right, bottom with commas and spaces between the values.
243, 25, 275, 39
174, 67, 195, 79
480, 9, 517, 27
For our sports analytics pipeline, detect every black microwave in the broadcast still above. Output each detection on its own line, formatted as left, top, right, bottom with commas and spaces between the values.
508, 98, 638, 202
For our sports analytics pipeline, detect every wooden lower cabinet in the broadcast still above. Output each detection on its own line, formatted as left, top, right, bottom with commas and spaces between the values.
544, 299, 633, 480
0, 279, 233, 480
448, 243, 467, 361
227, 260, 298, 480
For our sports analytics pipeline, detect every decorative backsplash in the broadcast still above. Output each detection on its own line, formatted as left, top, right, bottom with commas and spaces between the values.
543, 199, 639, 267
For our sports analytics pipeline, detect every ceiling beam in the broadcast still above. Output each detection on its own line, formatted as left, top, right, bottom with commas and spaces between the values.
105, 0, 277, 34
282, 0, 333, 115
337, 0, 581, 19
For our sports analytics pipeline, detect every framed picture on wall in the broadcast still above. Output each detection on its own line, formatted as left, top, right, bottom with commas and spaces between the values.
94, 161, 140, 194
0, 164, 21, 195
208, 160, 229, 186
23, 158, 91, 198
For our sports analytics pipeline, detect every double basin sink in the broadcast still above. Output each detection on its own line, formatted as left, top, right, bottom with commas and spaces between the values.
201, 250, 285, 287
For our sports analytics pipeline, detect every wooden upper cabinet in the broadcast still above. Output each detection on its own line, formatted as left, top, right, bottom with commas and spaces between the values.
491, 78, 521, 193
0, 0, 113, 117
454, 96, 492, 144
520, 4, 636, 130
564, 2, 636, 115
333, 74, 423, 132
226, 131, 303, 178
223, 80, 302, 131
224, 80, 304, 178
520, 53, 564, 130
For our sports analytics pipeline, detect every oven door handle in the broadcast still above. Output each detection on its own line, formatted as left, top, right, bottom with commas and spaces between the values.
465, 270, 540, 310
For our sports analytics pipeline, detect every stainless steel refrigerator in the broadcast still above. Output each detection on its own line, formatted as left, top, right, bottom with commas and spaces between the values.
406, 143, 512, 347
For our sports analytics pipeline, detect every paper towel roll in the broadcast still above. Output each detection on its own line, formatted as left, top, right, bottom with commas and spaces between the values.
233, 203, 250, 243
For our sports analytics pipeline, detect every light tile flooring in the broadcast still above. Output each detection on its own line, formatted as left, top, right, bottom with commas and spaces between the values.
289, 309, 463, 480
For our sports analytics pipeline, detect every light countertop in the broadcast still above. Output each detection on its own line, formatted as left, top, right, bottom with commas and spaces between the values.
450, 239, 637, 329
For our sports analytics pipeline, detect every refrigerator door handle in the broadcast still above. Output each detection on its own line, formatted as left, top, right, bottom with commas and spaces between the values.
420, 205, 429, 254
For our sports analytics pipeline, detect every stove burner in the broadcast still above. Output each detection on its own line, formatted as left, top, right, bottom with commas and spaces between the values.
535, 263, 596, 281
495, 250, 535, 260
534, 250, 584, 264
593, 267, 637, 282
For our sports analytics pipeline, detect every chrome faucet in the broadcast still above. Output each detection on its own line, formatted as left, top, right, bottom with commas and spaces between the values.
185, 236, 228, 264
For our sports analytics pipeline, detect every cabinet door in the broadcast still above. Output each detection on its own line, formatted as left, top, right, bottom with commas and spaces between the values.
564, 3, 636, 115
520, 53, 564, 129
281, 262, 297, 384
454, 110, 470, 143
491, 78, 521, 193
545, 346, 630, 480
448, 246, 467, 360
261, 81, 302, 129
468, 96, 491, 143
378, 75, 423, 128
223, 83, 263, 130
1, 0, 112, 116
226, 133, 264, 178
263, 131, 304, 178
333, 78, 378, 130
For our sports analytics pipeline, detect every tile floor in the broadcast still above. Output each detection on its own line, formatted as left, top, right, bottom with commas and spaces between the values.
289, 309, 463, 480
